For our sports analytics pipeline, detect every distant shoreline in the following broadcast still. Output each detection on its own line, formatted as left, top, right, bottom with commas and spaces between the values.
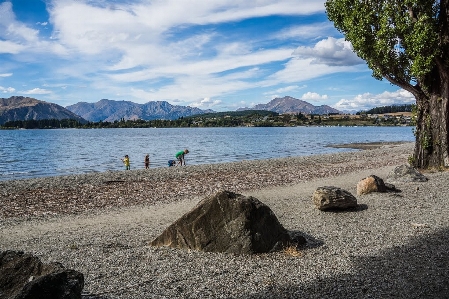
327, 141, 413, 150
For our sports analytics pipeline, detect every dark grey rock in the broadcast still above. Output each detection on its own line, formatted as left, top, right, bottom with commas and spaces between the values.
0, 250, 84, 299
387, 164, 428, 182
151, 190, 305, 254
313, 186, 357, 210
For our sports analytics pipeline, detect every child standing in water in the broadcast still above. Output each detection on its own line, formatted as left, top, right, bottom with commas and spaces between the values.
121, 155, 130, 170
144, 154, 150, 169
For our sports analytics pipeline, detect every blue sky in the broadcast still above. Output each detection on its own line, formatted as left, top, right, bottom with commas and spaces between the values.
0, 0, 415, 112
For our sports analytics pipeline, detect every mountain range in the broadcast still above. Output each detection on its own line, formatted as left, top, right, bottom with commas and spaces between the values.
66, 99, 214, 122
0, 96, 344, 125
238, 96, 341, 115
0, 96, 86, 125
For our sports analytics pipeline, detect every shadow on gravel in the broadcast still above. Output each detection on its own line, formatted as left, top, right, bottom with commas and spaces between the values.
82, 293, 108, 299
248, 227, 449, 299
290, 231, 324, 250
320, 204, 369, 213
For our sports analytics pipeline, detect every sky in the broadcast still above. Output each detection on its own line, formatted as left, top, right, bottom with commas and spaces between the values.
0, 0, 416, 112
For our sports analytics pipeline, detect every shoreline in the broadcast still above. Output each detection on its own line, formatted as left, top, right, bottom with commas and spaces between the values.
0, 140, 413, 183
2, 140, 449, 298
1, 141, 413, 221
0, 141, 412, 184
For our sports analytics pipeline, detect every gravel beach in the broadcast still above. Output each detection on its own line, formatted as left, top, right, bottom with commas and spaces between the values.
1, 141, 449, 298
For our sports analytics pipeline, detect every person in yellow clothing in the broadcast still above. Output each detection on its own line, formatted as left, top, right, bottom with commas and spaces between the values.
121, 155, 130, 170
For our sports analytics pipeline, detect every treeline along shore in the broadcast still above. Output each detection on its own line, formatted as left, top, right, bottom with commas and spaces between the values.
0, 109, 413, 129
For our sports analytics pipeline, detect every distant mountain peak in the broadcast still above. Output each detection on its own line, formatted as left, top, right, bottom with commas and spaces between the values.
0, 96, 87, 125
237, 96, 341, 115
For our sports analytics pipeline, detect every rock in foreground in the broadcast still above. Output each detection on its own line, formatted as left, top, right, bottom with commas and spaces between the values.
151, 190, 305, 254
357, 175, 388, 195
313, 186, 358, 211
0, 250, 84, 299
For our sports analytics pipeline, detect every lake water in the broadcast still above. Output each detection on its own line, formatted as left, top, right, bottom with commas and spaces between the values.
0, 126, 414, 181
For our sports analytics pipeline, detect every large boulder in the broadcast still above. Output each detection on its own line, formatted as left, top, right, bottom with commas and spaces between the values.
387, 164, 428, 182
150, 190, 305, 254
0, 250, 84, 299
312, 186, 358, 211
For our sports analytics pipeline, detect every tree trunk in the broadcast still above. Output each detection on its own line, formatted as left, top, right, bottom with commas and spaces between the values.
414, 0, 449, 169
413, 87, 449, 169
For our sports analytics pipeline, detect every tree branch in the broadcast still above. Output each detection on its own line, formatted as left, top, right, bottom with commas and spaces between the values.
383, 74, 422, 99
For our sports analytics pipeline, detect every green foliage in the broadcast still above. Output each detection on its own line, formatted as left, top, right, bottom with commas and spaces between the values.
325, 0, 440, 84
358, 104, 414, 114
1, 119, 82, 129
186, 110, 278, 119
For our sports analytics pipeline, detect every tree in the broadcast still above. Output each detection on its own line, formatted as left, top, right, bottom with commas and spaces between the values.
325, 0, 449, 169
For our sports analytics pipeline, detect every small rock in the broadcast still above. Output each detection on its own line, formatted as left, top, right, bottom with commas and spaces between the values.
357, 175, 389, 195
387, 164, 428, 182
312, 186, 357, 211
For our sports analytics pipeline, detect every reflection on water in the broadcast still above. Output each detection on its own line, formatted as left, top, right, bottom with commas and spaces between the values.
0, 126, 414, 181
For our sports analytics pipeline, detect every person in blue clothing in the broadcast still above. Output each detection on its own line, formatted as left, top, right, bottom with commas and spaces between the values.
175, 149, 189, 166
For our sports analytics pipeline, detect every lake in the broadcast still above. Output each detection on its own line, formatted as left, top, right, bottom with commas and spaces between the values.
0, 126, 414, 181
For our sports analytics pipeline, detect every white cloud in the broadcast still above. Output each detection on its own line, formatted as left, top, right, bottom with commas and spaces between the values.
274, 22, 336, 40
22, 88, 52, 95
0, 40, 25, 54
0, 73, 13, 77
129, 72, 253, 105
275, 85, 304, 94
263, 85, 306, 101
265, 57, 360, 86
0, 86, 15, 93
47, 0, 325, 74
0, 2, 67, 57
109, 48, 293, 82
293, 37, 364, 66
333, 89, 415, 111
4, 0, 386, 111
189, 97, 222, 109
301, 92, 328, 101
0, 2, 15, 26
0, 2, 39, 43
7, 23, 40, 43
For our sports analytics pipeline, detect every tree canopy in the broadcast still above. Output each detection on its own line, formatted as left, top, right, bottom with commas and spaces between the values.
325, 0, 443, 98
326, 0, 449, 169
